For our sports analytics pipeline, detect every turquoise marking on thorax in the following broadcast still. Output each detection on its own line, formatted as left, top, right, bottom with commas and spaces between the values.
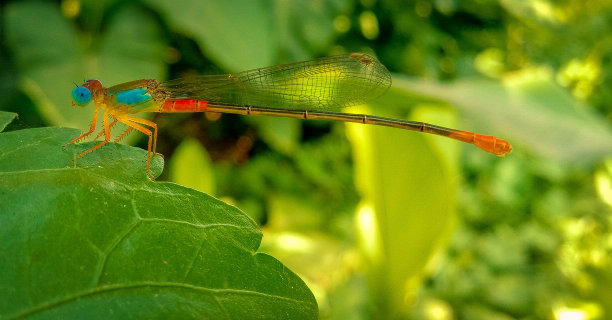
116, 88, 152, 106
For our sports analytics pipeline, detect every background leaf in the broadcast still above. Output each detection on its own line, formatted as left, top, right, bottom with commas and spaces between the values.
347, 97, 460, 317
394, 72, 612, 166
5, 2, 165, 131
0, 120, 317, 319
0, 112, 17, 131
169, 138, 216, 195
249, 117, 301, 155
143, 0, 274, 71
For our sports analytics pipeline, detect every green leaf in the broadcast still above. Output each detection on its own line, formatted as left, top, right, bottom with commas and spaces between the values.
96, 5, 167, 83
5, 2, 80, 126
273, 0, 346, 58
169, 138, 216, 195
5, 2, 165, 130
0, 112, 18, 132
249, 117, 301, 155
393, 70, 612, 166
0, 125, 317, 318
144, 0, 274, 71
143, 0, 346, 70
347, 98, 459, 317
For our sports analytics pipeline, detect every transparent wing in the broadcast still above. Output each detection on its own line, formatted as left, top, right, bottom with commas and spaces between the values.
160, 53, 392, 110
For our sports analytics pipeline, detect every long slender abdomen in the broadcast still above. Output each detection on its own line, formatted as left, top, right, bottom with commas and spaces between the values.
160, 99, 209, 112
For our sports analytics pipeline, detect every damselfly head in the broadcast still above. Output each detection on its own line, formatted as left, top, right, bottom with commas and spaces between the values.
71, 79, 103, 107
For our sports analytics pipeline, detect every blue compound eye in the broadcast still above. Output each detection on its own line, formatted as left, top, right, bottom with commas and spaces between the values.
72, 86, 92, 105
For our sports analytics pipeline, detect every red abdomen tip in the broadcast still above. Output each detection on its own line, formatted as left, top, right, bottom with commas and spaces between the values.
474, 134, 512, 156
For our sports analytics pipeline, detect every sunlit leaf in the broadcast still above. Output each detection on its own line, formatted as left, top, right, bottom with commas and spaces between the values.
168, 138, 215, 195
347, 97, 459, 317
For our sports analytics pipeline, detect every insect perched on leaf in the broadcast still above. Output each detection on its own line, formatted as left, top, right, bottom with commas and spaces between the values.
68, 53, 511, 179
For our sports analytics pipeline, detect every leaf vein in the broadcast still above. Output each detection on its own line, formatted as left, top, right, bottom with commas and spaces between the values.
138, 218, 249, 230
0, 133, 58, 159
14, 282, 307, 319
93, 219, 141, 286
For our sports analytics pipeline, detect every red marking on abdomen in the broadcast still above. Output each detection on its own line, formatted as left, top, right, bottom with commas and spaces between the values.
160, 100, 209, 112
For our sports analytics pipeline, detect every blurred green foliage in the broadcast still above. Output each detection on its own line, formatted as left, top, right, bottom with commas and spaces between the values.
1, 0, 612, 319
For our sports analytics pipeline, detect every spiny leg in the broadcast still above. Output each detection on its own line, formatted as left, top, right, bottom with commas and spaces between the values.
114, 127, 134, 143
99, 114, 134, 142
121, 116, 162, 157
117, 117, 156, 179
66, 106, 100, 146
74, 109, 112, 161
95, 115, 118, 140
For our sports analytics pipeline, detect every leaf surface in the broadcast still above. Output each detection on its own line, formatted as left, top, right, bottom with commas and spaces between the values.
0, 118, 317, 319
